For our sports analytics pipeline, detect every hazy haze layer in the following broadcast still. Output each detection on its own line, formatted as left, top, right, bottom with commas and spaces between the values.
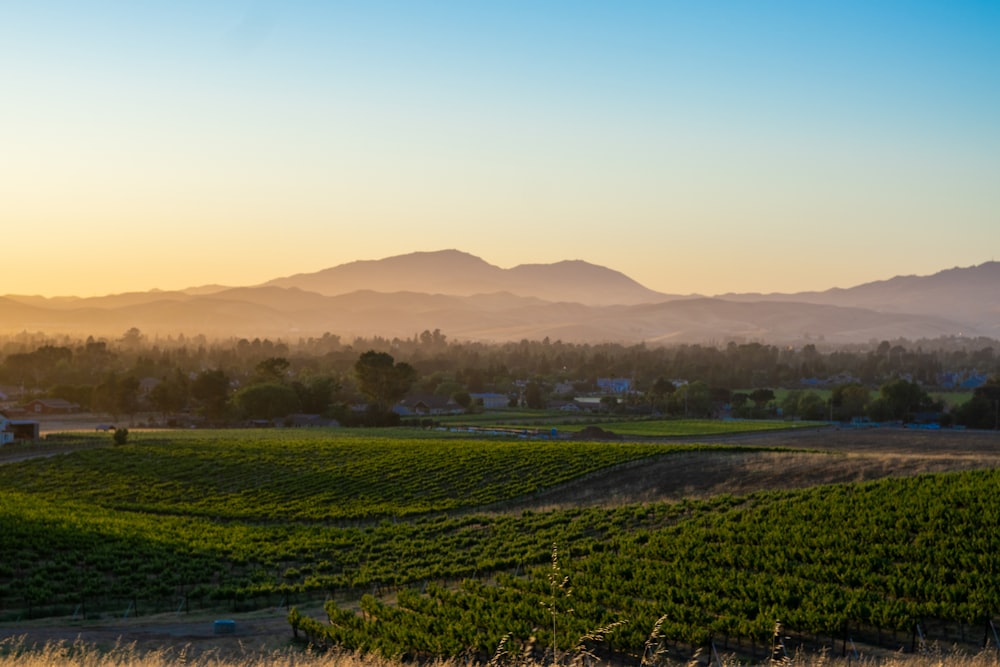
2, 251, 997, 344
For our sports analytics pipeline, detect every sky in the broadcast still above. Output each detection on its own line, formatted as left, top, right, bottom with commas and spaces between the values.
2, 1, 999, 298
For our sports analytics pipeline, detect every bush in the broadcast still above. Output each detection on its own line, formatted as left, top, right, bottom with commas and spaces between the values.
112, 428, 129, 445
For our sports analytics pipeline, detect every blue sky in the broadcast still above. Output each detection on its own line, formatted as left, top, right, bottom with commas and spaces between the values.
2, 1, 998, 296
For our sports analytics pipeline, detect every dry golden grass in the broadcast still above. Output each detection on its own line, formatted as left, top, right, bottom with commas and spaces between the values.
3, 636, 1000, 667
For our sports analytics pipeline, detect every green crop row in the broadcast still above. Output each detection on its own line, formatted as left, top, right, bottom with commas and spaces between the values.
293, 470, 1000, 660
0, 430, 691, 521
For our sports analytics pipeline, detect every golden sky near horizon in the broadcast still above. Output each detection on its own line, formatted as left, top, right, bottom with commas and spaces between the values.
2, 3, 998, 298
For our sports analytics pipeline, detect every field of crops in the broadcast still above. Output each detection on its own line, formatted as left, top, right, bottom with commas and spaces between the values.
0, 430, 682, 521
0, 430, 753, 621
3, 427, 1000, 664
293, 468, 1000, 660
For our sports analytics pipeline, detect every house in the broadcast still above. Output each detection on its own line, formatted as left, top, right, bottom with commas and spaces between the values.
961, 373, 988, 389
801, 373, 860, 387
937, 372, 959, 389
21, 398, 81, 414
938, 371, 987, 390
573, 397, 605, 412
597, 378, 632, 394
1, 416, 40, 443
283, 414, 340, 428
394, 395, 462, 416
469, 392, 509, 410
553, 381, 576, 396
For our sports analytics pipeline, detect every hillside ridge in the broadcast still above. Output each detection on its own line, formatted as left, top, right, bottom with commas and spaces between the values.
1, 253, 997, 344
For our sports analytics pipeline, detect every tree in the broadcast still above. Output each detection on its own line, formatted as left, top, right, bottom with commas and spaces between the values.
48, 384, 93, 411
524, 381, 545, 409
91, 373, 122, 420
779, 390, 802, 418
254, 357, 291, 383
954, 376, 1000, 429
148, 369, 190, 418
433, 380, 465, 398
92, 373, 140, 421
797, 392, 828, 421
292, 375, 340, 414
670, 381, 712, 417
232, 382, 301, 420
832, 383, 870, 421
354, 351, 417, 413
451, 391, 472, 411
191, 369, 231, 421
1, 346, 73, 388
749, 388, 776, 409
116, 375, 141, 420
119, 327, 145, 350
869, 378, 937, 422
648, 377, 676, 412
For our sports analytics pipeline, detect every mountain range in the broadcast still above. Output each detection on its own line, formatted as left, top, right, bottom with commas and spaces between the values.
3, 250, 998, 345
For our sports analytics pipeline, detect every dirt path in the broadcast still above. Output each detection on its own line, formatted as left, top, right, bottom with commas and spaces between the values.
0, 606, 326, 659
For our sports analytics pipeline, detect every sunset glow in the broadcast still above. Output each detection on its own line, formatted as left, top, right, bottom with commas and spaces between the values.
2, 2, 998, 297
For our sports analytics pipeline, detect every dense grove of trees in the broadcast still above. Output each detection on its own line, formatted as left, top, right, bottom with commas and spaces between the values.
0, 329, 998, 427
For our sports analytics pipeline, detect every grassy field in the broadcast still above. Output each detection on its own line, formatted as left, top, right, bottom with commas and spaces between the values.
931, 391, 974, 409
2, 425, 1000, 665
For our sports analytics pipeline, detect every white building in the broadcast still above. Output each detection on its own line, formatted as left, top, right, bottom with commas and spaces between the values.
470, 393, 509, 409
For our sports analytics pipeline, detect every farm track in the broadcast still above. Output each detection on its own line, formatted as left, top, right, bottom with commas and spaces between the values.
2, 426, 1000, 657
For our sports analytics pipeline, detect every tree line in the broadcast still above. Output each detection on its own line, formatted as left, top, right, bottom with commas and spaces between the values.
0, 329, 998, 427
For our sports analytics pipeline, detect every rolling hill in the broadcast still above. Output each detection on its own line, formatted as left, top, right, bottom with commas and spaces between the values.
1, 253, 996, 344
262, 249, 671, 305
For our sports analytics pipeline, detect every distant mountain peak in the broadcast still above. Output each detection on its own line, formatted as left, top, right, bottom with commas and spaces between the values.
2, 254, 996, 344
263, 250, 671, 306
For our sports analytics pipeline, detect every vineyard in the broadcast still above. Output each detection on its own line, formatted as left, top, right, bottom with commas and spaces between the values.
0, 430, 760, 620
2, 427, 1000, 664
289, 469, 1000, 661
0, 430, 686, 521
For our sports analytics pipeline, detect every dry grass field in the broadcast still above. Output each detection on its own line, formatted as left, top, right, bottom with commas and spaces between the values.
2, 425, 999, 666
3, 634, 1000, 667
